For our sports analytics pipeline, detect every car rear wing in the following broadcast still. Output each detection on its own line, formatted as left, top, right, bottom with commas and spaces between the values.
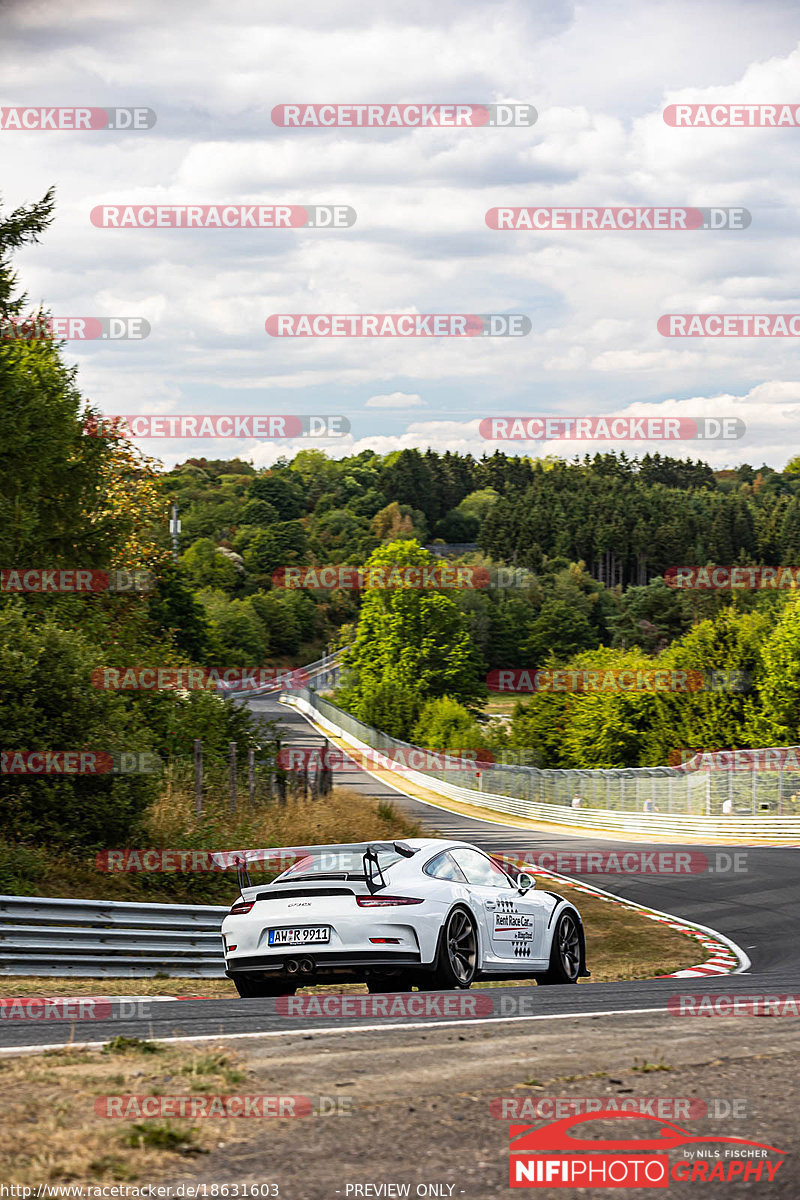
208, 841, 419, 893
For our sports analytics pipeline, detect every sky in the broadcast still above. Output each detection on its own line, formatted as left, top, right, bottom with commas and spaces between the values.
2, 0, 800, 470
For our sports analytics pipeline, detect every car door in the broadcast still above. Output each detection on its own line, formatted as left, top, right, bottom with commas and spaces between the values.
449, 847, 547, 966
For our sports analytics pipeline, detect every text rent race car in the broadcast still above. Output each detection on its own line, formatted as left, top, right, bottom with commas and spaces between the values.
219, 838, 589, 996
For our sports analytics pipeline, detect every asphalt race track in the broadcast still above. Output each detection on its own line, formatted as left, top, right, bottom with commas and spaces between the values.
1, 693, 798, 1054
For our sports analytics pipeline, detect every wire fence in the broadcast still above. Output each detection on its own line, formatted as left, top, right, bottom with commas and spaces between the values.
285, 687, 800, 818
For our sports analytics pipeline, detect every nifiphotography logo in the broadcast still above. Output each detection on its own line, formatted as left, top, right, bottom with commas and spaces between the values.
508, 1110, 785, 1188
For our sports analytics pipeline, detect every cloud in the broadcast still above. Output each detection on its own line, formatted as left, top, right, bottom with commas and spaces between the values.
3, 1, 800, 466
365, 391, 425, 408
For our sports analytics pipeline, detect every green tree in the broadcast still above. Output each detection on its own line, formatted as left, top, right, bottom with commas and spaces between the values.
337, 541, 484, 737
411, 696, 485, 751
180, 538, 238, 590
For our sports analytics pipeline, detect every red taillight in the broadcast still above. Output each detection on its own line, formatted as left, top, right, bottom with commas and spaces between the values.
370, 937, 401, 943
229, 900, 254, 915
356, 895, 424, 907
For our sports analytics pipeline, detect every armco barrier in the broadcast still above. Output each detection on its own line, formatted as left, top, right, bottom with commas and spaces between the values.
0, 895, 228, 978
222, 650, 343, 699
284, 691, 800, 841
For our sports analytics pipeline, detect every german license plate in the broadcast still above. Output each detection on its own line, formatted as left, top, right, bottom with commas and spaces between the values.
268, 926, 330, 946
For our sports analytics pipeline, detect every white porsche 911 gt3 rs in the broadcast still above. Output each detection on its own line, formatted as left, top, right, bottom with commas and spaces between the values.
221, 838, 589, 996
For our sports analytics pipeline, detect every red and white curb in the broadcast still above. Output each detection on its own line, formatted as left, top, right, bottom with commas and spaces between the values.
534, 867, 749, 978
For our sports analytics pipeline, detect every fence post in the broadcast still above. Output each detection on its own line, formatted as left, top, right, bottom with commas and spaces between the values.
194, 739, 203, 817
248, 748, 256, 807
229, 742, 238, 813
779, 762, 784, 816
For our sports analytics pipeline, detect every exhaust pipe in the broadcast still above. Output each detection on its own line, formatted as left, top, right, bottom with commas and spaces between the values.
286, 958, 300, 975
299, 957, 314, 974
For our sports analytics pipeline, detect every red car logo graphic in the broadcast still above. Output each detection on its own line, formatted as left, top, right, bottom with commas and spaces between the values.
510, 1110, 784, 1155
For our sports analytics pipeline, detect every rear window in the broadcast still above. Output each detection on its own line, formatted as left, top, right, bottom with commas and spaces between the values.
275, 849, 402, 880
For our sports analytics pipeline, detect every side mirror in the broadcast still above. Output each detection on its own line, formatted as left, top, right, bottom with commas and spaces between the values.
516, 871, 535, 894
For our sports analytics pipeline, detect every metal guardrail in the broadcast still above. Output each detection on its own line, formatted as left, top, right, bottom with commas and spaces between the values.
222, 650, 343, 700
0, 895, 229, 978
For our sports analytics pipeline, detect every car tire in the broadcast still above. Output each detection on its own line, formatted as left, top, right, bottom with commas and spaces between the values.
537, 911, 581, 985
424, 905, 478, 990
233, 977, 297, 998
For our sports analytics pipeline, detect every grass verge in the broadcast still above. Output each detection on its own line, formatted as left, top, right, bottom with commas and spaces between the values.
0, 1040, 255, 1185
0, 787, 423, 905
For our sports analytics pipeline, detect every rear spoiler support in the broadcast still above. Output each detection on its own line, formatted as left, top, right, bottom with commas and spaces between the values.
234, 854, 251, 892
364, 841, 417, 893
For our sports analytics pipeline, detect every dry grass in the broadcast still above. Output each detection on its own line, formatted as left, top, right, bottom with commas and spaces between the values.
2, 788, 424, 905
0, 1041, 261, 1185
